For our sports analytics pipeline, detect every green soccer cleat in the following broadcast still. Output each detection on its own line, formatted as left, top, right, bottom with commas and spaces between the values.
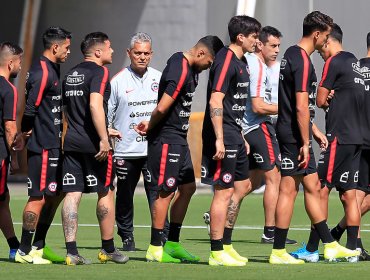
224, 244, 248, 263
324, 241, 360, 262
146, 244, 181, 263
40, 246, 65, 263
209, 250, 246, 266
164, 241, 200, 263
15, 249, 52, 264
269, 249, 305, 264
98, 248, 129, 264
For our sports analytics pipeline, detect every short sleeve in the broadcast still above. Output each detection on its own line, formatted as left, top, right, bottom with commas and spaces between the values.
292, 49, 312, 93
319, 56, 337, 90
212, 50, 234, 94
91, 66, 109, 95
164, 56, 189, 100
247, 55, 267, 98
3, 83, 17, 120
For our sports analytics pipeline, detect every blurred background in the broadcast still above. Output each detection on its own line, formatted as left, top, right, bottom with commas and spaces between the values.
1, 0, 369, 180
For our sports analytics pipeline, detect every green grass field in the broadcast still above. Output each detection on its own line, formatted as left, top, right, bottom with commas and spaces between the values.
1, 189, 370, 279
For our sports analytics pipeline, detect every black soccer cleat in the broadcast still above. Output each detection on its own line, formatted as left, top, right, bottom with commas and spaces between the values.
122, 237, 136, 252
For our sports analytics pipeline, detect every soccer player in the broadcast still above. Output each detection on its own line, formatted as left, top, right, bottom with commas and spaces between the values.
135, 35, 224, 263
0, 42, 23, 261
61, 32, 128, 265
201, 15, 261, 267
269, 12, 359, 264
292, 25, 367, 262
243, 26, 296, 245
108, 32, 168, 251
15, 27, 71, 264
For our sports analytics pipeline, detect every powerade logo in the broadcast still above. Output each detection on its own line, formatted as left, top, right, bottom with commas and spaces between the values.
128, 100, 157, 106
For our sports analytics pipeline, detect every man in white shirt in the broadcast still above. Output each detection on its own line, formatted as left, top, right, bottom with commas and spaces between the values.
108, 32, 166, 251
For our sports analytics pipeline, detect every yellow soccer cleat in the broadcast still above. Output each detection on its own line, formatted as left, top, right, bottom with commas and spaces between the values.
209, 250, 246, 266
146, 244, 181, 263
15, 249, 52, 264
223, 244, 248, 263
269, 249, 305, 264
98, 248, 129, 264
324, 241, 360, 262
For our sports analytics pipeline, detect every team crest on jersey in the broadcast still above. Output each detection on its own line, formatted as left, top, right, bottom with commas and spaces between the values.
151, 82, 159, 92
246, 66, 250, 75
116, 159, 125, 166
166, 177, 176, 188
222, 173, 232, 184
48, 182, 57, 192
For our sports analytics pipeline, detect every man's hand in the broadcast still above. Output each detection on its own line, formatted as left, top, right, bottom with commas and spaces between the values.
134, 121, 149, 136
298, 144, 310, 169
95, 138, 111, 161
213, 139, 225, 160
108, 128, 122, 140
244, 139, 250, 155
313, 129, 328, 151
327, 90, 335, 104
12, 132, 26, 151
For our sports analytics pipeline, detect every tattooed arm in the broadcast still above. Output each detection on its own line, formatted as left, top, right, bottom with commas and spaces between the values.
209, 91, 225, 160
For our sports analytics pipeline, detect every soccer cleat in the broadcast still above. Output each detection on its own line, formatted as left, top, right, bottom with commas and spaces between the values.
289, 243, 319, 263
9, 248, 17, 261
146, 244, 181, 263
98, 248, 129, 264
209, 250, 246, 266
15, 249, 52, 264
203, 211, 211, 236
223, 244, 248, 263
65, 253, 92, 265
269, 249, 305, 264
39, 246, 65, 263
261, 234, 297, 245
122, 237, 136, 252
323, 241, 360, 262
358, 248, 370, 261
164, 241, 200, 263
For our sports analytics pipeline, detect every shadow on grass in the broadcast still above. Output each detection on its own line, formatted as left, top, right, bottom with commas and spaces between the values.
185, 238, 262, 244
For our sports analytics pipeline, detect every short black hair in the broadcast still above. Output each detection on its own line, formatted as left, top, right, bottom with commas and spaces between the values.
81, 32, 109, 56
42, 26, 71, 49
259, 26, 283, 44
303, 11, 333, 37
228, 15, 261, 43
329, 23, 343, 43
367, 32, 370, 49
0, 42, 23, 56
197, 35, 224, 56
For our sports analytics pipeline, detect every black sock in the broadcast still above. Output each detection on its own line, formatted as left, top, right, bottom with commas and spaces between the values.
66, 241, 78, 255
19, 228, 35, 254
211, 239, 223, 251
32, 223, 51, 249
273, 227, 288, 249
314, 220, 334, 244
346, 226, 359, 250
223, 227, 233, 245
264, 226, 275, 238
330, 224, 346, 241
7, 236, 20, 250
168, 223, 182, 242
306, 227, 320, 252
150, 227, 163, 246
357, 238, 363, 249
102, 238, 115, 253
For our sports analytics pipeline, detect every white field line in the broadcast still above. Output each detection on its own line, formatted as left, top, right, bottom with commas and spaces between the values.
12, 222, 370, 232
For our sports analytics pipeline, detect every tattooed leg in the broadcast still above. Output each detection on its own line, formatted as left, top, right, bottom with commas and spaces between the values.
225, 179, 251, 228
62, 192, 82, 242
97, 189, 115, 240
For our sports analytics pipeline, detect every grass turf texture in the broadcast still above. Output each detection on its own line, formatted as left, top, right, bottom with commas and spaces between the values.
1, 190, 369, 279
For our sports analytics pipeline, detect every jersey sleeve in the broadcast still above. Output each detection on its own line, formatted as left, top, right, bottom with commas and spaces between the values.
211, 50, 234, 94
107, 75, 119, 126
164, 57, 189, 100
319, 56, 337, 90
91, 66, 109, 95
2, 83, 17, 121
247, 56, 267, 98
291, 49, 312, 93
24, 62, 50, 117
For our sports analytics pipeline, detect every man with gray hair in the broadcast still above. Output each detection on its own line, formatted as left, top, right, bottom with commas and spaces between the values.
108, 32, 164, 251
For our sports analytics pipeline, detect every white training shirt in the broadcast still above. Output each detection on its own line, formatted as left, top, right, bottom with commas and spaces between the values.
108, 66, 161, 158
266, 61, 280, 122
